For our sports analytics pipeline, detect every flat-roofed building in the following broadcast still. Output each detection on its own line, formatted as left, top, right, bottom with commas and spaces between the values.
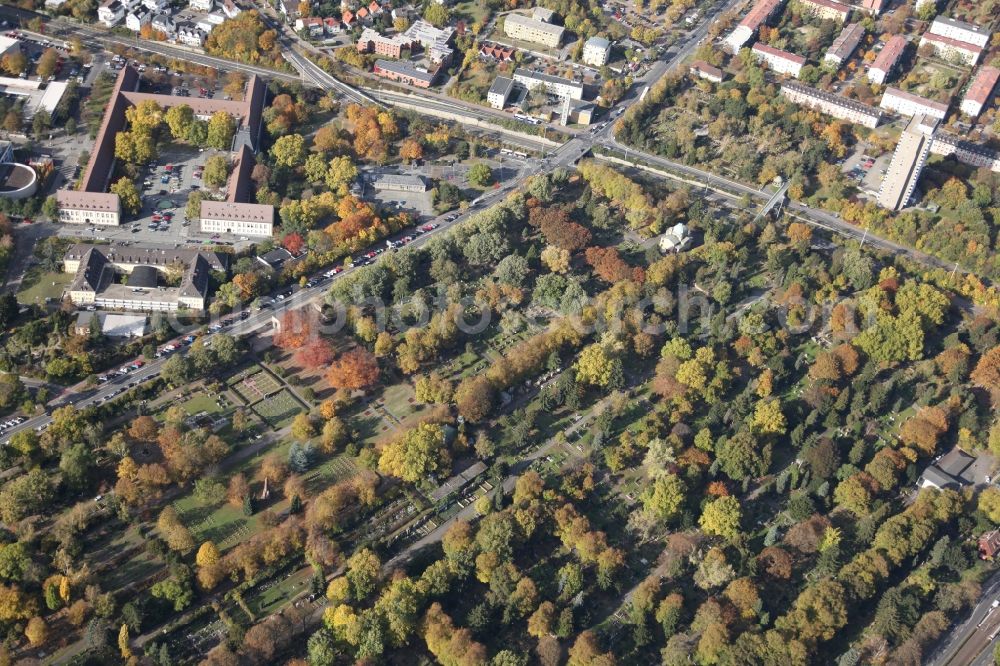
880, 86, 949, 120
929, 16, 990, 48
373, 174, 427, 192
583, 36, 611, 66
752, 43, 805, 77
75, 312, 148, 338
723, 0, 784, 52
689, 60, 724, 83
877, 114, 937, 210
799, 0, 850, 22
825, 22, 864, 66
56, 191, 121, 226
919, 31, 981, 66
503, 12, 565, 48
513, 68, 584, 100
961, 65, 1000, 117
868, 34, 907, 84
780, 81, 883, 127
487, 76, 515, 109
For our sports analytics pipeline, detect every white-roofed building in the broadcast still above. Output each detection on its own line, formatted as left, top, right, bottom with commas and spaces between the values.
582, 36, 611, 66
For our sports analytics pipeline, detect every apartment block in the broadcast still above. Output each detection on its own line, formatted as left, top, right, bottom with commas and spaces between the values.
752, 43, 805, 77
689, 61, 724, 83
877, 114, 937, 210
780, 81, 882, 127
868, 34, 907, 85
512, 68, 584, 100
487, 76, 515, 109
582, 36, 611, 67
825, 22, 864, 66
799, 0, 850, 22
880, 86, 949, 120
503, 12, 565, 48
56, 191, 121, 226
961, 65, 1000, 117
860, 0, 886, 15
919, 31, 982, 66
929, 16, 990, 48
723, 0, 784, 52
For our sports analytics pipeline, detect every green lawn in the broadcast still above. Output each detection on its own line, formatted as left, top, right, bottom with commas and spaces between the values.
179, 391, 228, 417
305, 454, 359, 495
246, 566, 314, 615
381, 383, 420, 421
16, 267, 72, 305
173, 494, 261, 551
252, 388, 303, 429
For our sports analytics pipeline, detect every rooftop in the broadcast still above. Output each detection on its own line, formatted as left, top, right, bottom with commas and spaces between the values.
964, 65, 1000, 105
871, 34, 907, 72
920, 31, 983, 54
513, 67, 584, 88
200, 200, 275, 223
374, 59, 436, 85
373, 173, 426, 189
504, 12, 566, 37
883, 86, 950, 113
752, 42, 807, 64
585, 36, 611, 49
489, 76, 515, 96
801, 0, 849, 13
738, 0, 783, 30
932, 16, 991, 38
781, 81, 882, 117
827, 22, 865, 59
57, 190, 120, 212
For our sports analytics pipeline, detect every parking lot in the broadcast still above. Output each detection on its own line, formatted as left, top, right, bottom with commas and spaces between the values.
58, 145, 255, 251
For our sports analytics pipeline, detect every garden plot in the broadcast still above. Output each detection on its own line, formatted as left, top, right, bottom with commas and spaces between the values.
251, 388, 303, 429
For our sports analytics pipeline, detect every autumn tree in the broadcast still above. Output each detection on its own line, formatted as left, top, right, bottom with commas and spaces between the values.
379, 422, 449, 483
699, 496, 742, 542
296, 338, 334, 369
972, 345, 1000, 396
326, 348, 380, 391
274, 310, 313, 350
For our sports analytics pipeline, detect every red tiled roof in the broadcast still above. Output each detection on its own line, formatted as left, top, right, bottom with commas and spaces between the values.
965, 65, 1000, 104
738, 0, 783, 31
871, 34, 906, 72
752, 42, 807, 64
921, 31, 983, 55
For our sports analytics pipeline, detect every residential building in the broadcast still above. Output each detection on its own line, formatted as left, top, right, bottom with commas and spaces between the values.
63, 244, 228, 312
56, 191, 121, 226
582, 36, 611, 67
880, 86, 949, 119
142, 0, 167, 12
825, 22, 864, 66
0, 38, 16, 60
503, 12, 565, 48
189, 0, 213, 11
919, 31, 982, 66
877, 113, 937, 211
98, 0, 126, 26
373, 59, 436, 87
196, 13, 225, 32
323, 17, 342, 34
860, 0, 886, 14
567, 99, 593, 125
256, 247, 294, 270
780, 81, 882, 127
125, 9, 151, 31
296, 17, 326, 37
513, 68, 584, 100
373, 174, 427, 192
480, 42, 515, 61
961, 65, 1000, 117
979, 530, 1000, 560
341, 10, 354, 27
752, 43, 805, 77
929, 16, 990, 48
689, 60, 724, 83
177, 24, 206, 46
151, 13, 176, 36
868, 34, 907, 84
487, 76, 515, 109
723, 0, 784, 53
930, 132, 1000, 173
222, 0, 241, 13
799, 0, 850, 22
532, 6, 555, 22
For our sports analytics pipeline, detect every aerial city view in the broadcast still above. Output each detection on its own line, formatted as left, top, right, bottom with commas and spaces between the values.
0, 0, 1000, 662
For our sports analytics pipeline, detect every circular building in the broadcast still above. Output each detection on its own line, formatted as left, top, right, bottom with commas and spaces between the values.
0, 163, 37, 200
